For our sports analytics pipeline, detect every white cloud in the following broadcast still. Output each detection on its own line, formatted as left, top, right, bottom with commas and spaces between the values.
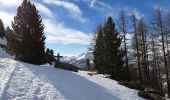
129, 9, 144, 20
153, 4, 168, 13
82, 0, 114, 17
90, 0, 96, 8
0, 11, 14, 27
35, 3, 53, 18
0, 1, 53, 26
43, 19, 90, 44
0, 0, 53, 19
43, 0, 88, 23
0, 0, 89, 45
0, 0, 22, 8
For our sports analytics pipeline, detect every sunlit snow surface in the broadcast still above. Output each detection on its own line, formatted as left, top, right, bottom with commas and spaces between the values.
0, 44, 145, 100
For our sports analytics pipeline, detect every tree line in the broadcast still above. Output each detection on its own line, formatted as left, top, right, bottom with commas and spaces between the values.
92, 7, 170, 97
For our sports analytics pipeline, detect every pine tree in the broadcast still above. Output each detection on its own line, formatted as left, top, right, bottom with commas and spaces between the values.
49, 49, 55, 63
45, 48, 50, 64
0, 19, 5, 38
93, 24, 106, 74
86, 58, 90, 70
50, 49, 54, 56
12, 0, 46, 65
45, 48, 55, 65
93, 17, 129, 80
46, 48, 50, 55
103, 17, 124, 80
6, 27, 13, 54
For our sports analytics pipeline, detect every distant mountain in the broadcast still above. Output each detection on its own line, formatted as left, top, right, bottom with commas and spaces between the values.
61, 52, 93, 69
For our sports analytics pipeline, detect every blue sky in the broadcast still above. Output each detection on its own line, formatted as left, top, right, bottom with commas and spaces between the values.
0, 0, 169, 56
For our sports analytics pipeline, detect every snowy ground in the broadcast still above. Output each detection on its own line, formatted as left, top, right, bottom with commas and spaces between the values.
0, 57, 145, 100
0, 38, 146, 100
0, 58, 65, 100
77, 71, 145, 100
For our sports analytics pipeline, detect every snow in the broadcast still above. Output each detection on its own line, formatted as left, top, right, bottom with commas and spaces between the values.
61, 52, 93, 69
0, 58, 118, 100
77, 71, 145, 100
0, 38, 14, 59
0, 58, 65, 100
0, 42, 145, 100
0, 48, 14, 59
0, 57, 145, 100
76, 53, 86, 60
0, 38, 7, 45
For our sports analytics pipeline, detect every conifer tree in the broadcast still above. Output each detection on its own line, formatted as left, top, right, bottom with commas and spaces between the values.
45, 48, 55, 65
93, 17, 129, 80
93, 24, 106, 74
49, 49, 55, 63
86, 58, 90, 70
0, 19, 5, 38
45, 48, 50, 63
50, 49, 54, 56
6, 27, 13, 54
12, 0, 46, 64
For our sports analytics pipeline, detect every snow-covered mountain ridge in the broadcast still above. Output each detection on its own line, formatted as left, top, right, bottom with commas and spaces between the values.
61, 51, 93, 69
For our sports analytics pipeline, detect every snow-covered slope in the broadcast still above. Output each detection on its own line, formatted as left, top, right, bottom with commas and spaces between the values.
61, 52, 93, 69
0, 38, 7, 45
0, 38, 14, 58
0, 57, 145, 100
0, 37, 145, 100
0, 58, 65, 100
77, 71, 145, 100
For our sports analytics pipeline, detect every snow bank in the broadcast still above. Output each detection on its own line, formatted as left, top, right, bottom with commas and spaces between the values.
77, 71, 145, 100
0, 58, 65, 100
0, 38, 14, 59
0, 57, 145, 100
0, 48, 14, 58
0, 38, 7, 45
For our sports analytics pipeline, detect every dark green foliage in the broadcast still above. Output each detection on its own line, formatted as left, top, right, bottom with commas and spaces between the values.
93, 24, 106, 74
45, 48, 55, 65
0, 19, 5, 38
12, 0, 46, 65
93, 17, 130, 81
86, 58, 90, 70
6, 27, 19, 55
55, 62, 78, 72
6, 27, 13, 54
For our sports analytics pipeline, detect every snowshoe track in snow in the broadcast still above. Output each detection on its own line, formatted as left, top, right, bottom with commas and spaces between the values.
0, 58, 17, 100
